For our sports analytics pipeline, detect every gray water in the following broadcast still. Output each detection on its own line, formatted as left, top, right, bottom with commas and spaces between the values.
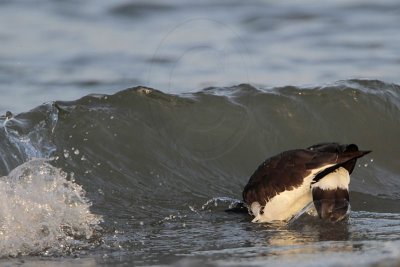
2, 0, 400, 113
1, 1, 400, 267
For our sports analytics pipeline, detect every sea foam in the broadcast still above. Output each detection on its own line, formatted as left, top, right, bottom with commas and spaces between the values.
0, 159, 102, 257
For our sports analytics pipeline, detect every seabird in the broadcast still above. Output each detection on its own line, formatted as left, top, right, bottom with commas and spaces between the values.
242, 143, 371, 223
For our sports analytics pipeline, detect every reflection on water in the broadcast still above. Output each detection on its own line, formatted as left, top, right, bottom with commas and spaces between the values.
183, 209, 400, 267
244, 212, 353, 258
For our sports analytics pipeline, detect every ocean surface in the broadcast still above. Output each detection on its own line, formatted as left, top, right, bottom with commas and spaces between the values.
1, 1, 400, 267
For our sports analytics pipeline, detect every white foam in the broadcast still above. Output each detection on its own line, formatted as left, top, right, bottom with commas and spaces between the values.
0, 159, 102, 257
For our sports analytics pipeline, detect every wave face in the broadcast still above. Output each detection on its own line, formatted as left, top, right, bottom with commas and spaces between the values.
1, 79, 400, 264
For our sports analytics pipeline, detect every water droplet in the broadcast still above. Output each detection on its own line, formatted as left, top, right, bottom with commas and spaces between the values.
110, 116, 114, 120
63, 150, 69, 158
70, 172, 75, 182
370, 159, 374, 162
74, 149, 80, 155
189, 206, 196, 212
364, 163, 368, 167
139, 221, 144, 226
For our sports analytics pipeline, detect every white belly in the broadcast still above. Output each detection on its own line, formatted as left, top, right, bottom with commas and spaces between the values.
249, 164, 338, 223
311, 167, 350, 190
251, 174, 314, 223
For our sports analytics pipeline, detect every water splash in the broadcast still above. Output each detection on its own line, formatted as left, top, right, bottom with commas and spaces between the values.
0, 159, 102, 257
200, 197, 242, 211
0, 103, 59, 174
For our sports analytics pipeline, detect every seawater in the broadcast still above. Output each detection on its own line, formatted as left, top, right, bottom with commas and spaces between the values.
0, 81, 400, 266
1, 0, 400, 113
1, 0, 400, 266
0, 159, 102, 257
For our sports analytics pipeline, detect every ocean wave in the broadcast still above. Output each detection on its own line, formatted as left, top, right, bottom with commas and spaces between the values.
0, 79, 399, 257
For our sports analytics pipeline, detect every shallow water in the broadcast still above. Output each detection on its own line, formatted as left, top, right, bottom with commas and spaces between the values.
1, 0, 400, 266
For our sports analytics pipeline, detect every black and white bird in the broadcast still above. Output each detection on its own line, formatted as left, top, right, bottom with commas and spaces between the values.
242, 143, 371, 223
